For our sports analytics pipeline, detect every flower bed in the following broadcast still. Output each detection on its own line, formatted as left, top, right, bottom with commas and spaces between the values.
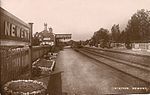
32, 66, 42, 77
3, 80, 46, 95
34, 58, 53, 67
50, 56, 57, 60
32, 59, 54, 75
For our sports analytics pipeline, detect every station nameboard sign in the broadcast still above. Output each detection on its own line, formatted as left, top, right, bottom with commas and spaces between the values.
0, 7, 31, 45
55, 34, 71, 39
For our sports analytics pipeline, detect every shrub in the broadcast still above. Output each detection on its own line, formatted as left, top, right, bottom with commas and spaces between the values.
31, 67, 42, 77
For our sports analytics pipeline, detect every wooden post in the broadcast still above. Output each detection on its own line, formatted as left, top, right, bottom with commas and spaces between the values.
0, 47, 2, 94
28, 23, 33, 79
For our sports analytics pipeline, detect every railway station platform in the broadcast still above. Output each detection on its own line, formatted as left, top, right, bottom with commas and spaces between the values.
90, 46, 150, 56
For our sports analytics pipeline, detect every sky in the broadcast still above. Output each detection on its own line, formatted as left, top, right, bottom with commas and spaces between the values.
1, 0, 150, 41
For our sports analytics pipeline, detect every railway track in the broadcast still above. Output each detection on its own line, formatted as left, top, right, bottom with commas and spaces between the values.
74, 48, 150, 85
84, 47, 150, 68
82, 48, 150, 71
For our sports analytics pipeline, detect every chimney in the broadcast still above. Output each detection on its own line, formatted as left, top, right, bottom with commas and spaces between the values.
44, 23, 47, 30
49, 27, 53, 33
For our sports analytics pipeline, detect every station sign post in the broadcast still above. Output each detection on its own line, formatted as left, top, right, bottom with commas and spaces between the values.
28, 23, 34, 79
0, 7, 33, 92
0, 8, 31, 46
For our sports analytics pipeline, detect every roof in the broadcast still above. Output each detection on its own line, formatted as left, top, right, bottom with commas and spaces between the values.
39, 30, 54, 37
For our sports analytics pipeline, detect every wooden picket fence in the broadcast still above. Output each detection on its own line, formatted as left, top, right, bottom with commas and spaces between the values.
0, 45, 51, 86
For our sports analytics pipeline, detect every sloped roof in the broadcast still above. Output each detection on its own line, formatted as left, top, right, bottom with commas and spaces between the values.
39, 30, 54, 38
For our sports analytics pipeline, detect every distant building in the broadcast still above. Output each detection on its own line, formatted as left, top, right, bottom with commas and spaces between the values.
110, 41, 150, 51
132, 41, 150, 51
37, 23, 55, 46
34, 23, 72, 46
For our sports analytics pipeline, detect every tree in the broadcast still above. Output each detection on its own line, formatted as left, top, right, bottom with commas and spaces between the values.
91, 28, 110, 47
125, 9, 150, 42
111, 24, 121, 42
32, 32, 40, 46
119, 30, 126, 43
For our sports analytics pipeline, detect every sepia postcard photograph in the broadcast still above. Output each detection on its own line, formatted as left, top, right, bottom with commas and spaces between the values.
0, 0, 150, 95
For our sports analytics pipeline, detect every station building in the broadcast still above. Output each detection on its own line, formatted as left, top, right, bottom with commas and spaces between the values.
36, 23, 55, 46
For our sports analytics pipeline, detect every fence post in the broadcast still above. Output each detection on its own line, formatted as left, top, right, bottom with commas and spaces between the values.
0, 48, 2, 93
28, 23, 33, 79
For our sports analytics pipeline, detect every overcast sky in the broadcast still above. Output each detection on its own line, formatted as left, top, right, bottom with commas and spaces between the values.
1, 0, 150, 40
